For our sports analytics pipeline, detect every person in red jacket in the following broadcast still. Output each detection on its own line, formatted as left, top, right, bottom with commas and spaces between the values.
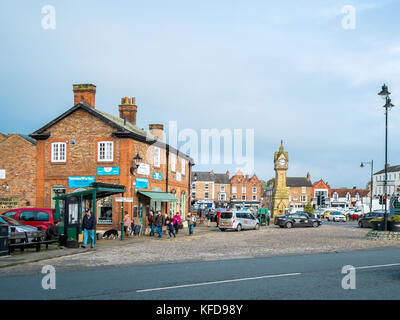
216, 210, 221, 227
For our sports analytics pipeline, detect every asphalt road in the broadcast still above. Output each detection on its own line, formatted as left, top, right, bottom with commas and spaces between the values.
1, 246, 400, 300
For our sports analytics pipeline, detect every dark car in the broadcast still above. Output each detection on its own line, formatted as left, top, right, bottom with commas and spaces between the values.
358, 211, 386, 228
274, 213, 322, 228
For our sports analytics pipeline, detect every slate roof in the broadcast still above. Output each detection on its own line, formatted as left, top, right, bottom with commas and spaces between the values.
30, 102, 194, 164
192, 171, 230, 184
331, 188, 369, 197
0, 133, 37, 145
374, 165, 400, 175
286, 177, 312, 187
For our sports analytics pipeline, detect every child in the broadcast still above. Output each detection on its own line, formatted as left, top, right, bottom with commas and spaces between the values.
130, 220, 137, 236
166, 217, 176, 238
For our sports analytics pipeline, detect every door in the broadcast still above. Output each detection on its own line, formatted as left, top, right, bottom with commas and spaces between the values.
290, 214, 301, 227
299, 214, 312, 227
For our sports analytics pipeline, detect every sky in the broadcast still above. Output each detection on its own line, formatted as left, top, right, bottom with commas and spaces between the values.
1, 0, 400, 188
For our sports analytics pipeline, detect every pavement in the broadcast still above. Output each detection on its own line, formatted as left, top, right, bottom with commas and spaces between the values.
1, 221, 400, 276
2, 246, 400, 299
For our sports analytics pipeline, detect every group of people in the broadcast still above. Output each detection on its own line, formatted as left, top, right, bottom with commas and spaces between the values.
147, 210, 195, 238
123, 212, 141, 238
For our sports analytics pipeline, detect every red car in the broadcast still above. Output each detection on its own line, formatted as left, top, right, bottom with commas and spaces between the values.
1, 208, 55, 231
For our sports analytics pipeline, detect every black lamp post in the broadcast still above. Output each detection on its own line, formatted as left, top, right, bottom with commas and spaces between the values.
378, 84, 395, 231
360, 160, 373, 213
130, 153, 142, 175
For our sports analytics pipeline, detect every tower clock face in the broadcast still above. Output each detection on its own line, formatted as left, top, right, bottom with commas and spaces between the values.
278, 159, 286, 166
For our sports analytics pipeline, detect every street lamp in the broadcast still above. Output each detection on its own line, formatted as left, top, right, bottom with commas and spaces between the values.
130, 153, 143, 175
360, 160, 373, 213
378, 84, 395, 231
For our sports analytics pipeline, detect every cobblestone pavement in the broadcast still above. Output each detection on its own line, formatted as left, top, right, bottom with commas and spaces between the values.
1, 223, 400, 276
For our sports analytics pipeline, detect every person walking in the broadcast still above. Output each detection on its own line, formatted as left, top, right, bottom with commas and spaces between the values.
154, 211, 165, 238
172, 212, 181, 235
166, 216, 176, 238
81, 209, 96, 249
148, 211, 155, 236
186, 213, 194, 235
266, 212, 271, 226
124, 211, 132, 238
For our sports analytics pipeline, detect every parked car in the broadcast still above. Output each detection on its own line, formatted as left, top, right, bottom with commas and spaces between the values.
358, 211, 386, 228
1, 208, 55, 231
218, 210, 260, 231
327, 211, 346, 222
274, 213, 322, 228
0, 215, 44, 242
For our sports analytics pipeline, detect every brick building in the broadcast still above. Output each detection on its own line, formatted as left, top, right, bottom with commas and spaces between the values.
0, 84, 194, 232
286, 173, 313, 212
230, 170, 262, 207
311, 179, 331, 208
191, 170, 231, 206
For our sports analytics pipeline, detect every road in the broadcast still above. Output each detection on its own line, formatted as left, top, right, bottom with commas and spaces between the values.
1, 246, 400, 300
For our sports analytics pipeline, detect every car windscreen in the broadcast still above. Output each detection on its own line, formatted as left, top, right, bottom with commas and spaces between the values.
220, 212, 233, 219
0, 215, 24, 226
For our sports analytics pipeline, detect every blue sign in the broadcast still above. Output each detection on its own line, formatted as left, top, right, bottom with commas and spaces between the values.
136, 178, 149, 189
68, 176, 95, 188
97, 167, 120, 176
153, 172, 162, 180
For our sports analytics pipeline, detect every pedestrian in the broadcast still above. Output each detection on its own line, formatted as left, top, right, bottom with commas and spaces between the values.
206, 210, 211, 227
166, 216, 176, 238
216, 210, 221, 227
148, 210, 155, 236
172, 212, 181, 234
266, 212, 270, 226
154, 211, 165, 238
45, 219, 67, 247
124, 211, 132, 238
130, 220, 137, 236
81, 209, 96, 249
186, 213, 194, 235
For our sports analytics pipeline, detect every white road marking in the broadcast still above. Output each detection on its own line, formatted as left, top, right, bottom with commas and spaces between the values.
136, 272, 302, 293
355, 263, 400, 270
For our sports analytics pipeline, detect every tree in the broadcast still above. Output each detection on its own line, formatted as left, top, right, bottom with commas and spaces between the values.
267, 178, 275, 188
304, 202, 314, 214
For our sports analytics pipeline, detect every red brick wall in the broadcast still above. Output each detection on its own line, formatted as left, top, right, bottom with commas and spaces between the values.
0, 135, 36, 213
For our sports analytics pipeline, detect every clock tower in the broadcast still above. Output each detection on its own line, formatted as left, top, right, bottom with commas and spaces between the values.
272, 140, 289, 216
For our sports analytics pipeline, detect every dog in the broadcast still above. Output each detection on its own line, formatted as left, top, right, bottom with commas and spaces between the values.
102, 229, 119, 240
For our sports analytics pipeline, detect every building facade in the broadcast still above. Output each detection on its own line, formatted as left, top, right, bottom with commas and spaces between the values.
373, 165, 400, 197
286, 174, 313, 212
191, 170, 231, 206
0, 84, 194, 232
230, 170, 262, 207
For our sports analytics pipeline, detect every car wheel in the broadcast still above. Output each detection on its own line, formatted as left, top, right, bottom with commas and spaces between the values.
358, 221, 363, 228
312, 222, 319, 228
255, 223, 260, 230
285, 222, 293, 229
236, 224, 242, 232
219, 228, 226, 232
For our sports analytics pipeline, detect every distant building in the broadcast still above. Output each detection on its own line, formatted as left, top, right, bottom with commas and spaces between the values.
286, 173, 313, 212
230, 170, 262, 207
330, 188, 369, 208
373, 165, 400, 197
191, 170, 231, 206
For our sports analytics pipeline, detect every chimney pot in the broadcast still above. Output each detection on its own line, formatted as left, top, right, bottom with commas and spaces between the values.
119, 97, 138, 125
149, 124, 164, 140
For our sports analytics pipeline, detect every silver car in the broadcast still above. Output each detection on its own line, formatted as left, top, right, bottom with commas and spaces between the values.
219, 210, 260, 231
0, 215, 43, 242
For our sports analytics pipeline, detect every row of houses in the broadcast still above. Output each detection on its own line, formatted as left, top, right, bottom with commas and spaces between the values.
0, 84, 193, 232
191, 170, 263, 207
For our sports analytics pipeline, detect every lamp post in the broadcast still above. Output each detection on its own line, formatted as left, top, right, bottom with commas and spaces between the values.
360, 160, 373, 213
378, 84, 395, 231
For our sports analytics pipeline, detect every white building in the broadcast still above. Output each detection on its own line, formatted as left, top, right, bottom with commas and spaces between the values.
373, 165, 400, 197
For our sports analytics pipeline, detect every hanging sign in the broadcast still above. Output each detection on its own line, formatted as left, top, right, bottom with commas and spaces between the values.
97, 167, 120, 176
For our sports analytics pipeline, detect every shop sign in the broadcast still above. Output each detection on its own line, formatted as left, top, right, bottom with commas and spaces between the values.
153, 172, 162, 180
0, 169, 5, 179
0, 197, 19, 209
68, 176, 95, 188
115, 197, 133, 202
97, 167, 120, 176
137, 163, 150, 176
136, 178, 149, 189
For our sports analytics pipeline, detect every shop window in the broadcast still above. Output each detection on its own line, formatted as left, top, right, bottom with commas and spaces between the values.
97, 196, 113, 224
51, 185, 66, 209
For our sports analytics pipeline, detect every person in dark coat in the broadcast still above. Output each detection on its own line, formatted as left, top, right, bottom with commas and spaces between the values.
166, 216, 176, 238
46, 219, 67, 246
154, 211, 165, 238
81, 209, 96, 248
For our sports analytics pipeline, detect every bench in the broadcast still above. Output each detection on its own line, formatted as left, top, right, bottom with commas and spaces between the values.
8, 232, 59, 254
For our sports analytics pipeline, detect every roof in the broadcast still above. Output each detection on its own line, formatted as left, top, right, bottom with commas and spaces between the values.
374, 165, 400, 175
192, 171, 230, 184
0, 133, 37, 145
286, 177, 312, 187
331, 188, 369, 197
30, 102, 193, 164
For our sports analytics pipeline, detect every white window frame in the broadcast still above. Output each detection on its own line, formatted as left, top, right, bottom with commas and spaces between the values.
232, 186, 237, 194
181, 158, 185, 175
205, 183, 209, 190
205, 192, 209, 199
192, 183, 196, 189
252, 187, 257, 193
301, 195, 307, 202
51, 142, 66, 163
154, 147, 161, 168
241, 195, 246, 201
242, 187, 246, 193
220, 185, 225, 192
98, 141, 114, 162
232, 194, 237, 200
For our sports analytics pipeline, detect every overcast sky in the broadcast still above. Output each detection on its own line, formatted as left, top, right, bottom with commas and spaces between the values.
1, 0, 400, 188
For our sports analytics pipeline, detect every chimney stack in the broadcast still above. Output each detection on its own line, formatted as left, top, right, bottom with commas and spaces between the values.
119, 97, 138, 125
149, 124, 164, 140
226, 170, 230, 177
73, 84, 96, 108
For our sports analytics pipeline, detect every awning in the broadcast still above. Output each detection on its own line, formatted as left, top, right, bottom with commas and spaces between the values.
138, 191, 178, 202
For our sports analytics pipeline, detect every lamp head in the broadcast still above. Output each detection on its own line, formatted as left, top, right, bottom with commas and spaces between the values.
378, 84, 391, 100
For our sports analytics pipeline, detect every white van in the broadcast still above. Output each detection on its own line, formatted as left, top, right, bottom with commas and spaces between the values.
218, 210, 260, 231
